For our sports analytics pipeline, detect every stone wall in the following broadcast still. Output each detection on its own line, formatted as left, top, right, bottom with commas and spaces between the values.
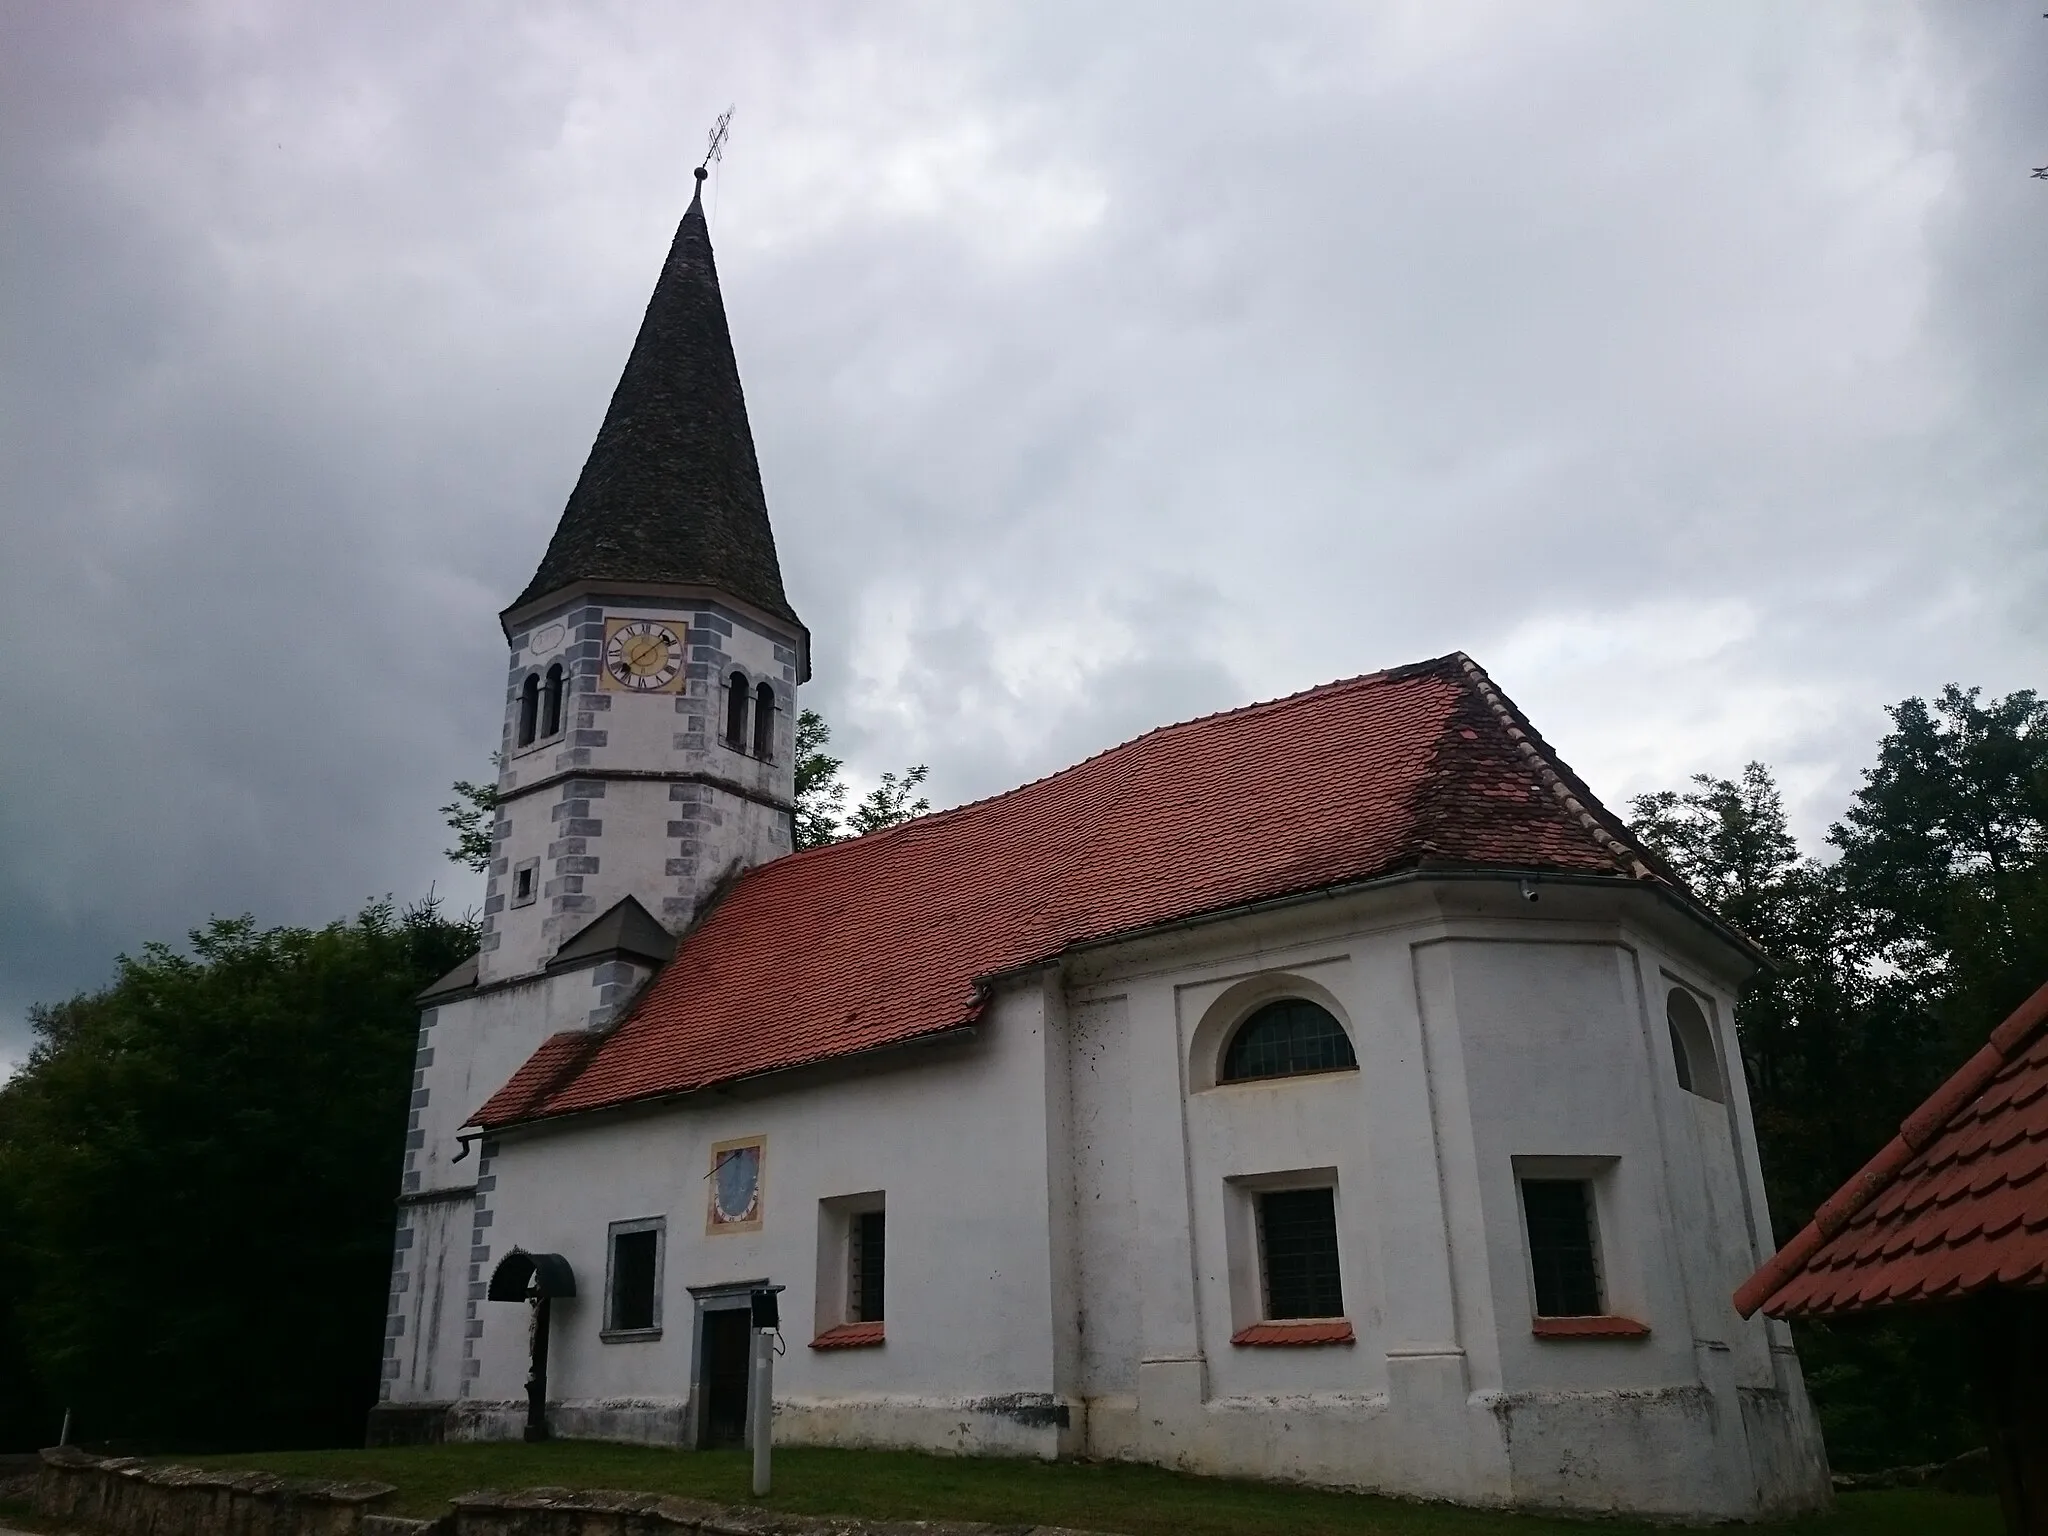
35, 1448, 396, 1536
33, 1449, 1108, 1536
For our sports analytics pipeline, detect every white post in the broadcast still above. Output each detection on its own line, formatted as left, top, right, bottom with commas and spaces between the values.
750, 1326, 773, 1495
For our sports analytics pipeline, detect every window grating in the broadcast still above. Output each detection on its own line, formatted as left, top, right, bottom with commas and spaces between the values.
1522, 1179, 1602, 1317
1222, 1000, 1357, 1082
1258, 1188, 1344, 1319
850, 1211, 885, 1322
610, 1228, 659, 1331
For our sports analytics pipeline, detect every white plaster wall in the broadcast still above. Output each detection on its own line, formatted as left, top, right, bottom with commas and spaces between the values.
468, 981, 1068, 1455
390, 1195, 469, 1402
1050, 881, 1826, 1516
1445, 939, 1695, 1392
1065, 997, 1137, 1403
389, 966, 650, 1406
412, 971, 635, 1190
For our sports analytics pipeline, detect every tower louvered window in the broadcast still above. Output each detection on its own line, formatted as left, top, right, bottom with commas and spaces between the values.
542, 663, 566, 738
752, 681, 775, 758
724, 671, 749, 748
517, 673, 540, 747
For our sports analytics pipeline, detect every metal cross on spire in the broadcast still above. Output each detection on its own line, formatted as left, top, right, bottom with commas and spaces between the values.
699, 107, 734, 175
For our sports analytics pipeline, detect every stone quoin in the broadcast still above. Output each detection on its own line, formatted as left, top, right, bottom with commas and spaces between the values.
371, 171, 1831, 1521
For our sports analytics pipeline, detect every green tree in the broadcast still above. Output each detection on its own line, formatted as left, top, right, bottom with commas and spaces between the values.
438, 755, 502, 874
792, 709, 930, 848
1626, 688, 2048, 1472
794, 708, 849, 850
848, 765, 932, 837
1832, 685, 2048, 1049
0, 897, 475, 1452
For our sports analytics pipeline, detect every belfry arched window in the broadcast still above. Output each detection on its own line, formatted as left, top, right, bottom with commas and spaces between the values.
517, 673, 540, 748
724, 671, 749, 749
752, 681, 775, 758
1221, 999, 1358, 1083
542, 663, 566, 739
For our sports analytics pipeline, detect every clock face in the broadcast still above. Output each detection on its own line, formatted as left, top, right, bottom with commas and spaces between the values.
603, 619, 684, 692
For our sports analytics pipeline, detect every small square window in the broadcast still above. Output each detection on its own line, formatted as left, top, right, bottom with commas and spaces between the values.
1522, 1179, 1603, 1317
511, 858, 539, 908
603, 1218, 663, 1339
1258, 1188, 1343, 1319
850, 1210, 885, 1323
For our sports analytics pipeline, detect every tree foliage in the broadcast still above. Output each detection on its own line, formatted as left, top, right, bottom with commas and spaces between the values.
0, 898, 475, 1452
1627, 685, 2048, 1471
438, 756, 502, 875
793, 708, 930, 849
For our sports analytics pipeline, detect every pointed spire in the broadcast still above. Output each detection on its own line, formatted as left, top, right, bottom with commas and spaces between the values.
510, 169, 799, 627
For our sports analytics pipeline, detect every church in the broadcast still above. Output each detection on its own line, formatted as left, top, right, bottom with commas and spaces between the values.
372, 168, 1831, 1521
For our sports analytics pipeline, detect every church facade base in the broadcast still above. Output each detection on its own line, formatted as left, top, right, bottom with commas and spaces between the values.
394, 1364, 1825, 1522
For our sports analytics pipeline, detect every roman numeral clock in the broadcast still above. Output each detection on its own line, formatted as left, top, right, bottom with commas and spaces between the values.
602, 618, 685, 692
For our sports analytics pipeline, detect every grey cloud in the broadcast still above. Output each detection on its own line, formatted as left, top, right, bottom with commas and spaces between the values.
3, 0, 2043, 1067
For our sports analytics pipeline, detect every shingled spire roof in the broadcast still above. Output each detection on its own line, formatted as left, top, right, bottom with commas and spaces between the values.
508, 169, 800, 629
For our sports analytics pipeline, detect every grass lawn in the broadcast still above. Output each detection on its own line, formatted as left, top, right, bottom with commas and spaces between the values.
126, 1443, 2003, 1536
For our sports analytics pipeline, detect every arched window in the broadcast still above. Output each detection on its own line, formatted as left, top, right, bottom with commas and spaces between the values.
517, 673, 540, 747
541, 663, 566, 738
1666, 988, 1725, 1103
724, 671, 749, 749
1221, 999, 1357, 1083
752, 681, 775, 758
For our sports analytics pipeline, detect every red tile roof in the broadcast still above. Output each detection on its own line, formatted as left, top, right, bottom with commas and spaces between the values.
1736, 978, 2048, 1318
473, 653, 1669, 1131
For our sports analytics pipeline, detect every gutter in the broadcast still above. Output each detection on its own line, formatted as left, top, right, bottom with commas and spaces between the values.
1029, 863, 1772, 978
467, 1019, 982, 1140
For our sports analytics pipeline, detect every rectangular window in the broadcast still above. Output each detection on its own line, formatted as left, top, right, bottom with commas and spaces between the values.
849, 1210, 885, 1322
511, 858, 539, 908
1258, 1188, 1343, 1319
605, 1218, 663, 1337
1522, 1179, 1603, 1317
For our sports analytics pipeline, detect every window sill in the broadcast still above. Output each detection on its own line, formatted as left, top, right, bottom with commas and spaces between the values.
600, 1327, 662, 1344
1531, 1315, 1650, 1340
811, 1322, 885, 1350
1231, 1319, 1355, 1347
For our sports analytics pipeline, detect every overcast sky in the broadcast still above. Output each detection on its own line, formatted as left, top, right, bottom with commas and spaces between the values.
2, 1, 2043, 1072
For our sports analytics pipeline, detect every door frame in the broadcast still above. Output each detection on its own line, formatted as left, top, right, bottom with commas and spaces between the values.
686, 1278, 768, 1449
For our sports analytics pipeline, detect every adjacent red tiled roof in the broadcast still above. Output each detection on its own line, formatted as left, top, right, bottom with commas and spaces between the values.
810, 1322, 885, 1350
1736, 978, 2048, 1318
474, 653, 1668, 1130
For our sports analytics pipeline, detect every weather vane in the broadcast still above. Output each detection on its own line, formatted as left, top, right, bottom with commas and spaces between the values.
698, 107, 734, 180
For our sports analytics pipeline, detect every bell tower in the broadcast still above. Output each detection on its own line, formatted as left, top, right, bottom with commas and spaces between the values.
478, 166, 809, 985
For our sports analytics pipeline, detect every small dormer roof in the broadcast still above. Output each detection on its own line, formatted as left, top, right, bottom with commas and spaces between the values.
549, 895, 676, 971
